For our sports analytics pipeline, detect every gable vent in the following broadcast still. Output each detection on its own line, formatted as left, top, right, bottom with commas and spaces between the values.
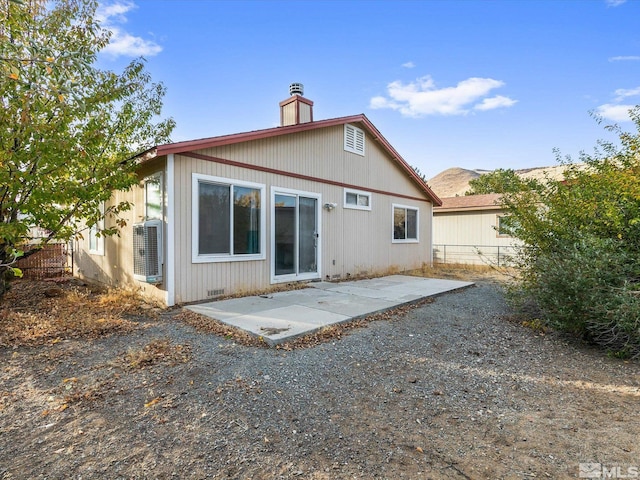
344, 124, 365, 156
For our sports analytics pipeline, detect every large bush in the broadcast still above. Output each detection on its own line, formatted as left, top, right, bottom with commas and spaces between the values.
503, 107, 640, 358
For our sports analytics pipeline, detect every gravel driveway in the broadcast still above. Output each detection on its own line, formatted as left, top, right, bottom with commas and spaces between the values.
1, 280, 639, 479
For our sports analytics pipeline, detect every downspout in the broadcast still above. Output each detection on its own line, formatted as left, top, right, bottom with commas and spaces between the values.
166, 153, 176, 306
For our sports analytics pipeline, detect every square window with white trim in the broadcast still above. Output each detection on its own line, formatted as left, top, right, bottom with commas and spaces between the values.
192, 174, 265, 263
344, 124, 365, 156
392, 204, 419, 243
343, 188, 371, 211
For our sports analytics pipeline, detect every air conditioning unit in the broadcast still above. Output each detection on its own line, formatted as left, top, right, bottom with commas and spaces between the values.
133, 220, 163, 283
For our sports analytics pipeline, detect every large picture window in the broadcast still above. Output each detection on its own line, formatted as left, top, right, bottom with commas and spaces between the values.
392, 204, 419, 243
192, 174, 265, 262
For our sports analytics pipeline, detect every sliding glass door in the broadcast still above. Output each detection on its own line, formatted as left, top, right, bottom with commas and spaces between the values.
272, 189, 320, 282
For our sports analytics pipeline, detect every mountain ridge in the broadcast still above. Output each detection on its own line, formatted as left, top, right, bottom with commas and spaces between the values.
427, 165, 569, 198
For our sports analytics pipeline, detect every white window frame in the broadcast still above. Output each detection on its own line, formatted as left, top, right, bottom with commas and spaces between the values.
192, 173, 266, 263
343, 188, 372, 211
88, 202, 105, 255
392, 203, 419, 244
344, 123, 365, 156
270, 186, 322, 284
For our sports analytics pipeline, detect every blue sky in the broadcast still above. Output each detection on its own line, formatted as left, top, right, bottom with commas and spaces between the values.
96, 0, 640, 179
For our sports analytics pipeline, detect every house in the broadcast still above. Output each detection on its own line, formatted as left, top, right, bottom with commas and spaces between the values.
74, 84, 442, 306
432, 193, 520, 266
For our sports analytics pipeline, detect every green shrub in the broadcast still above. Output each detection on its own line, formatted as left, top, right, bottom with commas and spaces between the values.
503, 106, 640, 359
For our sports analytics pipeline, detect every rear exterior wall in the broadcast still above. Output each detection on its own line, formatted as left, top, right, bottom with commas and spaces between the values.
171, 123, 433, 304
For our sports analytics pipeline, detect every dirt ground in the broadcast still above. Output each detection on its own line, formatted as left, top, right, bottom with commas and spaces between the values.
1, 271, 639, 479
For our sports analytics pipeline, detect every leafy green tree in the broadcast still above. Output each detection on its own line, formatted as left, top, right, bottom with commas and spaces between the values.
0, 0, 174, 294
466, 168, 540, 195
503, 106, 640, 357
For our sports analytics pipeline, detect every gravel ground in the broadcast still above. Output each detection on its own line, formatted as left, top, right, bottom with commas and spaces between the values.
1, 280, 639, 479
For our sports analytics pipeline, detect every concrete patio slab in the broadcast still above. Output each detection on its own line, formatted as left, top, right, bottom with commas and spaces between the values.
185, 275, 473, 346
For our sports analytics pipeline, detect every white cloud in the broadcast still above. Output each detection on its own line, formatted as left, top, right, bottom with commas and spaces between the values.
96, 1, 133, 23
608, 55, 640, 62
370, 75, 516, 117
97, 1, 162, 58
595, 85, 640, 122
402, 61, 415, 69
102, 28, 162, 57
605, 0, 627, 6
474, 95, 518, 111
595, 104, 634, 122
614, 86, 640, 100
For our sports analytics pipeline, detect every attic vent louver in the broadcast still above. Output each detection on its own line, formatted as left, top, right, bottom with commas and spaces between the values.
344, 124, 365, 156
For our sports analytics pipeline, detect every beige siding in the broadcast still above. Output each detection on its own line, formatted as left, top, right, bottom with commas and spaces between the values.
433, 210, 520, 265
196, 124, 425, 198
171, 124, 431, 304
74, 159, 168, 304
75, 123, 434, 305
281, 103, 296, 126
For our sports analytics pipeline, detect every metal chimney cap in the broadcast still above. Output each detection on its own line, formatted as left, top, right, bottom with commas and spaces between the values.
289, 83, 304, 96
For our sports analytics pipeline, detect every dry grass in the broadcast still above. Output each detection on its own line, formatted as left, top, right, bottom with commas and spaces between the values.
214, 282, 310, 301
121, 338, 192, 370
175, 310, 268, 347
410, 262, 514, 282
0, 278, 160, 347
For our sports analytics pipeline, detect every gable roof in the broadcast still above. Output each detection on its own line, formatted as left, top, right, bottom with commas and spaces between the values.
138, 114, 441, 206
434, 193, 503, 213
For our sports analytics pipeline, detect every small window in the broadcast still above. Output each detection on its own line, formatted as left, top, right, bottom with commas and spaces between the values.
89, 202, 105, 255
192, 174, 265, 263
497, 215, 512, 237
392, 204, 419, 243
344, 188, 371, 211
344, 124, 365, 156
145, 173, 163, 220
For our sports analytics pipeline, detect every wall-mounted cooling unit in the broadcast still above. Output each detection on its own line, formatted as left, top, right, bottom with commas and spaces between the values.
133, 219, 163, 283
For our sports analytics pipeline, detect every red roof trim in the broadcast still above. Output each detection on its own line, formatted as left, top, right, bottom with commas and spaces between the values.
279, 95, 314, 108
151, 114, 441, 205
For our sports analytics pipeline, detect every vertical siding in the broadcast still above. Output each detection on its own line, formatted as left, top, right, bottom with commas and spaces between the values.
432, 210, 520, 265
171, 126, 432, 304
77, 123, 434, 305
433, 210, 516, 246
74, 159, 167, 304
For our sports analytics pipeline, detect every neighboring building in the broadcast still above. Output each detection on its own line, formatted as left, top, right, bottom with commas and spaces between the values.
74, 85, 441, 306
432, 193, 519, 266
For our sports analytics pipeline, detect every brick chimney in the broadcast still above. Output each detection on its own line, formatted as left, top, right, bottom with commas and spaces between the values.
280, 83, 313, 126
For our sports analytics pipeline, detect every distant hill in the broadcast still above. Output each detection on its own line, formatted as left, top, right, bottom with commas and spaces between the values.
427, 167, 488, 198
427, 165, 570, 198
